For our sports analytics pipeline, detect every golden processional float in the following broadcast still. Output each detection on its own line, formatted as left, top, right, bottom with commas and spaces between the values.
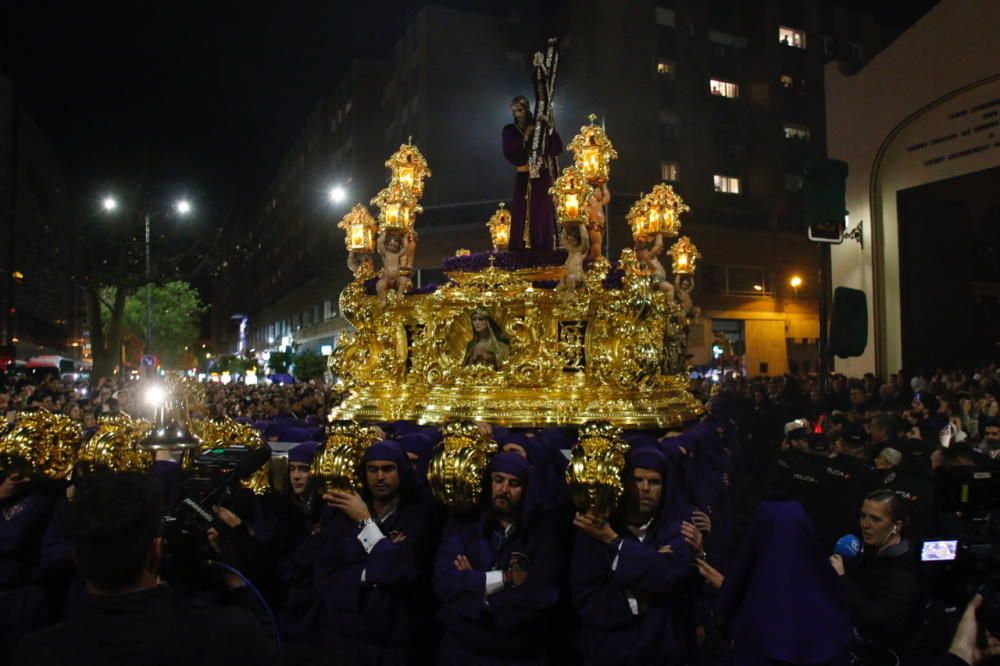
329, 117, 702, 428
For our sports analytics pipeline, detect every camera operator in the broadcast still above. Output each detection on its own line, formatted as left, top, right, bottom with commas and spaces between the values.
829, 489, 922, 659
12, 471, 277, 665
941, 594, 1000, 665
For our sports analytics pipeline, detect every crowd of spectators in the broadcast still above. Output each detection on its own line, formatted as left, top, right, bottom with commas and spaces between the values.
1, 363, 998, 666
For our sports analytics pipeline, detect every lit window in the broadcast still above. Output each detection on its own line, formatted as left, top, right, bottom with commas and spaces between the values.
661, 162, 679, 182
778, 26, 807, 49
713, 174, 740, 194
785, 174, 805, 191
709, 79, 739, 98
783, 124, 810, 142
780, 74, 794, 88
655, 58, 676, 79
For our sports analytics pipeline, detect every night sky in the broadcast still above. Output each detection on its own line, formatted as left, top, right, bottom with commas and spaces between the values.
2, 0, 934, 220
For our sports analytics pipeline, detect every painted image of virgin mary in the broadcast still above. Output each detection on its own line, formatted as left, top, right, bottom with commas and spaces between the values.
462, 307, 511, 369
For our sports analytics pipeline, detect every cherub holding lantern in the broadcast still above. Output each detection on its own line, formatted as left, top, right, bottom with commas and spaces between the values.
376, 228, 415, 304
556, 223, 590, 302
585, 184, 610, 261
634, 233, 675, 301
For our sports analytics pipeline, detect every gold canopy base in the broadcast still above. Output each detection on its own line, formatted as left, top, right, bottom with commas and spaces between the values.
328, 253, 702, 428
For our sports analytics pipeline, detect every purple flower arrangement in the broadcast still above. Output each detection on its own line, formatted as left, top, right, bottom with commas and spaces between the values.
441, 249, 567, 273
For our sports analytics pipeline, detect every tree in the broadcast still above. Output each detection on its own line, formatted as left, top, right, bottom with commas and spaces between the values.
293, 349, 327, 382
23, 183, 239, 379
102, 281, 205, 369
268, 350, 294, 375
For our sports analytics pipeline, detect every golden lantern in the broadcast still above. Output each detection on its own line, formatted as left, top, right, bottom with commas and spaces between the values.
549, 166, 593, 227
370, 182, 422, 232
486, 203, 512, 251
626, 194, 657, 241
668, 236, 701, 274
567, 114, 618, 185
645, 183, 688, 236
338, 204, 379, 253
385, 140, 431, 199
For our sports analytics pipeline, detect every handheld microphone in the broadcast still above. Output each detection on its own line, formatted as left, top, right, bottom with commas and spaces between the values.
834, 534, 861, 561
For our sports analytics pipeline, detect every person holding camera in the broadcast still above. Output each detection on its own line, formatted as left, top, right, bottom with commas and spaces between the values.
11, 472, 277, 666
829, 488, 922, 659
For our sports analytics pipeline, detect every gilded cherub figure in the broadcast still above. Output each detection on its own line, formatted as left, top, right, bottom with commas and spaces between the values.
556, 224, 590, 303
376, 228, 412, 304
585, 183, 610, 261
634, 233, 675, 301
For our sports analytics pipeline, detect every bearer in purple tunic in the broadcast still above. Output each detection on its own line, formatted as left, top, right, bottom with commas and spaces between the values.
697, 499, 852, 666
571, 447, 697, 665
433, 451, 562, 666
313, 440, 433, 665
502, 95, 563, 252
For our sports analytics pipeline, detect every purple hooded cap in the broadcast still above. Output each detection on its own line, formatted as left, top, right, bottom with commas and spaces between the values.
391, 421, 422, 438
624, 433, 661, 451
397, 432, 436, 462
305, 415, 323, 426
283, 427, 310, 443
487, 451, 531, 480
288, 441, 319, 465
252, 420, 271, 433
363, 439, 407, 465
234, 416, 252, 425
627, 446, 668, 475
497, 431, 532, 454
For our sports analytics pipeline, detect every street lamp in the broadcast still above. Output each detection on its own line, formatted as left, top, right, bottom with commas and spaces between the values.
328, 186, 347, 204
790, 274, 803, 299
101, 194, 194, 364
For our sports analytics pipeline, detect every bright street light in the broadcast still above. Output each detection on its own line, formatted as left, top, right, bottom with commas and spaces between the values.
789, 275, 803, 288
101, 196, 118, 212
175, 199, 192, 215
328, 186, 347, 204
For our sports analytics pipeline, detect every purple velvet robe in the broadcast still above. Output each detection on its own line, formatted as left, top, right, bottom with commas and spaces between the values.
570, 508, 695, 665
502, 124, 563, 252
313, 502, 433, 664
433, 512, 561, 665
717, 499, 852, 665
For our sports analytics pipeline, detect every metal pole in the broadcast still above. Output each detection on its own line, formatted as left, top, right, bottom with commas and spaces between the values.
144, 212, 151, 358
818, 241, 831, 392
601, 115, 610, 260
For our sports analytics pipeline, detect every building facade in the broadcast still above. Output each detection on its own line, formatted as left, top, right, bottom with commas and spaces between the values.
234, 1, 894, 378
0, 72, 83, 364
826, 0, 1000, 376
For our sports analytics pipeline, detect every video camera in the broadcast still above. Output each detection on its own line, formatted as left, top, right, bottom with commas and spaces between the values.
161, 444, 272, 583
918, 464, 1000, 646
